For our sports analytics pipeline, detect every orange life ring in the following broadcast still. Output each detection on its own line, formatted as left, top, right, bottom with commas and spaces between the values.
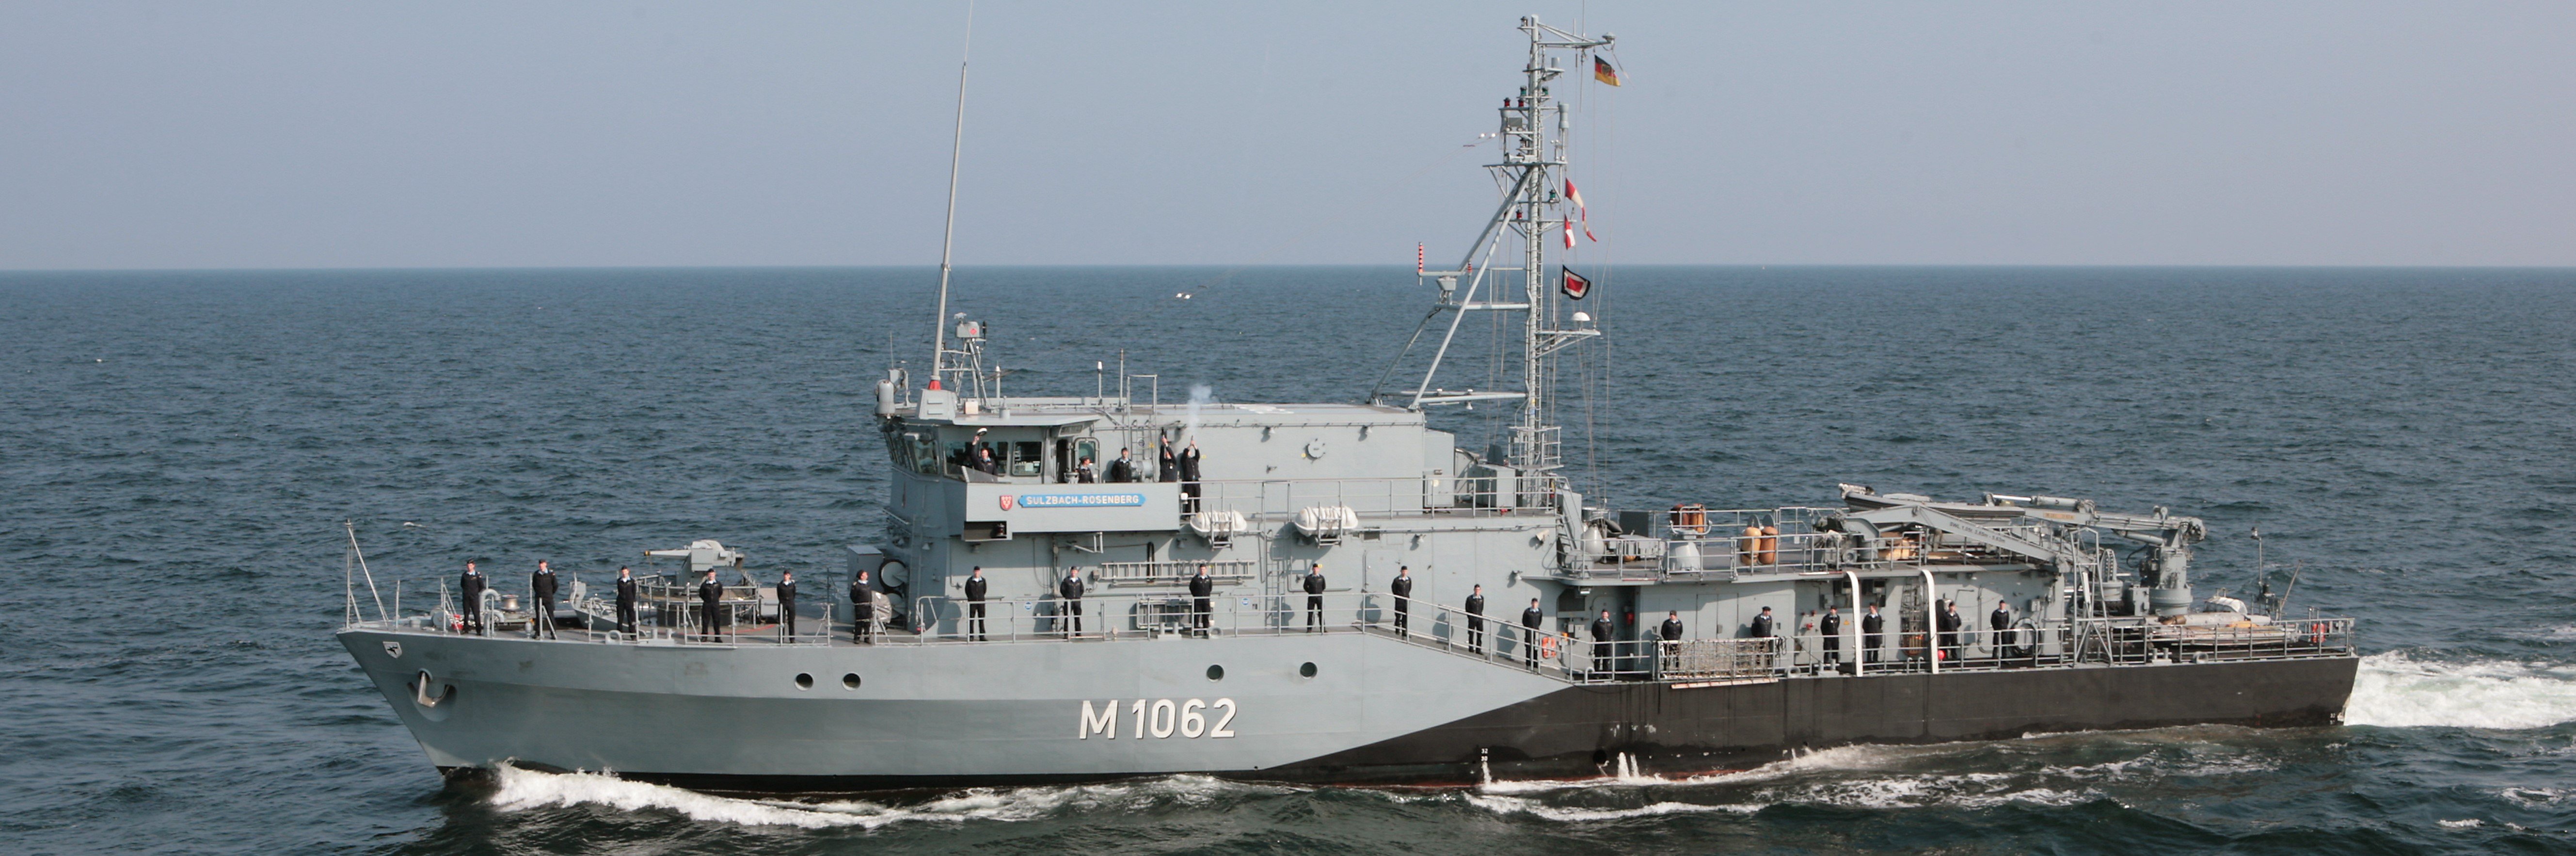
1540, 634, 1560, 659
2308, 622, 2327, 645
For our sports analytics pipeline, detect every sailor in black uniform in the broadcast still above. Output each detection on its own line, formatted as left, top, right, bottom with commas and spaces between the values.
1186, 564, 1213, 636
1157, 438, 1178, 483
777, 570, 798, 640
529, 560, 559, 639
1861, 604, 1885, 664
1389, 565, 1415, 637
1058, 567, 1085, 636
1520, 598, 1545, 669
613, 565, 637, 635
697, 569, 722, 641
1464, 585, 1487, 653
965, 566, 989, 641
1660, 610, 1686, 643
1820, 605, 1843, 667
1938, 600, 1964, 663
1106, 449, 1137, 483
459, 562, 486, 635
1075, 456, 1097, 483
973, 446, 1000, 475
1590, 609, 1616, 677
1302, 563, 1327, 631
1750, 605, 1775, 640
1989, 601, 2013, 661
850, 570, 874, 643
1177, 439, 1203, 513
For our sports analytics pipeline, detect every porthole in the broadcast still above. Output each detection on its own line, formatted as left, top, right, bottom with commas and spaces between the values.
1299, 662, 1318, 678
794, 673, 814, 690
843, 673, 861, 690
1207, 664, 1225, 681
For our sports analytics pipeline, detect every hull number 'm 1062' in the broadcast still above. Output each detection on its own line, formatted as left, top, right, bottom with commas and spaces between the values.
1079, 698, 1236, 739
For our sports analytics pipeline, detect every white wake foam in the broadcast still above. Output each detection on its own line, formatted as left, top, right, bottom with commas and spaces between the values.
1472, 743, 1932, 795
486, 765, 1276, 829
1460, 793, 1760, 821
2344, 652, 2576, 729
1454, 744, 2115, 816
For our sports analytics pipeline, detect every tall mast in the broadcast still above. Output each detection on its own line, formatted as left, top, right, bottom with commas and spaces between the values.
927, 1, 975, 390
1374, 17, 1610, 477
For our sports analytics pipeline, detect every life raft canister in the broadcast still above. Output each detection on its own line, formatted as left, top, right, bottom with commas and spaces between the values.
1670, 503, 1708, 536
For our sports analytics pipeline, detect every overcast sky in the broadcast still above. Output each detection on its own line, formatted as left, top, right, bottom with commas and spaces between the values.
3, 1, 2571, 269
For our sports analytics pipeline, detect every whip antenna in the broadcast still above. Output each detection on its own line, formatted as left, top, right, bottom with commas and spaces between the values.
927, 0, 975, 390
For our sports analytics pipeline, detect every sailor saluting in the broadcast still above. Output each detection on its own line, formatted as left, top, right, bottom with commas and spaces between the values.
851, 570, 875, 644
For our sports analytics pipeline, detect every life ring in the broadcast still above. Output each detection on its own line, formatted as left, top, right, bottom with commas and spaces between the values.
1540, 634, 1560, 659
2308, 622, 2327, 646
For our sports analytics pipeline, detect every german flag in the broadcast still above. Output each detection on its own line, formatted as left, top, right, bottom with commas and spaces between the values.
1594, 55, 1621, 87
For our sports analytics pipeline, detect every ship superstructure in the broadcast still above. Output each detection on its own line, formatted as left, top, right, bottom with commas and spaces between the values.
337, 17, 2357, 791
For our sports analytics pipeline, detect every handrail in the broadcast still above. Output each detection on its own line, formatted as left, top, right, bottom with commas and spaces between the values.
344, 577, 2359, 677
1094, 560, 1257, 586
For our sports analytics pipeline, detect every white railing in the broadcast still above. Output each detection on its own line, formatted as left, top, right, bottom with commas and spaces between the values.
1094, 560, 1257, 587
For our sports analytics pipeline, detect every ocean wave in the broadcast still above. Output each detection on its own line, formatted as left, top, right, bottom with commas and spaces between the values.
2344, 652, 2576, 729
1459, 793, 1760, 821
485, 764, 1282, 829
1467, 743, 1931, 795
1457, 744, 2129, 817
1751, 775, 2099, 810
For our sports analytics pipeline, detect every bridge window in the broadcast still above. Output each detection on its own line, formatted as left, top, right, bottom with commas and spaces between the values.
907, 435, 939, 475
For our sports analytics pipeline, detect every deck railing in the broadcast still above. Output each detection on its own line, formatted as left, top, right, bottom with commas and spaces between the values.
346, 587, 2358, 681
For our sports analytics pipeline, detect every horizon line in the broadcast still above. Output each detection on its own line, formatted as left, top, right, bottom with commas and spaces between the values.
7, 262, 2576, 275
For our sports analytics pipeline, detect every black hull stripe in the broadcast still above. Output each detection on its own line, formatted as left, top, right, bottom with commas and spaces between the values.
1285, 656, 2360, 779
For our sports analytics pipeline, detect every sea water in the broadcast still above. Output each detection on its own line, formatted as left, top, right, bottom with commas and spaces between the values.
3, 265, 2572, 854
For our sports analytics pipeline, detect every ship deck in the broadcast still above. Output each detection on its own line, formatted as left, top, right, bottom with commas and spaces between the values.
347, 589, 2359, 688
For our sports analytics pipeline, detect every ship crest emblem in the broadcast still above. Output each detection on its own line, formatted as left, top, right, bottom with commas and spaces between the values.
382, 642, 402, 658
999, 495, 1015, 511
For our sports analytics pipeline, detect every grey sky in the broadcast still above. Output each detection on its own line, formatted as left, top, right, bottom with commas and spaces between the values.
3, 1, 2570, 269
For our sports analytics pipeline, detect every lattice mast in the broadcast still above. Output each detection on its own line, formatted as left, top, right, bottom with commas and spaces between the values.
1377, 17, 1609, 476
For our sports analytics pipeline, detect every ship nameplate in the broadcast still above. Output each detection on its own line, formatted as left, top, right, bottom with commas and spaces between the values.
1010, 493, 1146, 509
1079, 698, 1238, 740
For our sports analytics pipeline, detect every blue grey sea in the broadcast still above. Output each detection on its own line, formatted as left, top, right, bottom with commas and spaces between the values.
4, 266, 2574, 854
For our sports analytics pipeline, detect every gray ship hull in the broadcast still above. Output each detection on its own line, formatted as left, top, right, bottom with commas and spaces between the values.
343, 628, 2355, 791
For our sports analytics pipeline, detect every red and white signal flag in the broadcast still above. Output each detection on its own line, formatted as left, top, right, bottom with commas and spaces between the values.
1565, 179, 1598, 242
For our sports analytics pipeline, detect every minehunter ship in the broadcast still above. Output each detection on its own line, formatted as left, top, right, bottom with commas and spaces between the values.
337, 17, 2357, 791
